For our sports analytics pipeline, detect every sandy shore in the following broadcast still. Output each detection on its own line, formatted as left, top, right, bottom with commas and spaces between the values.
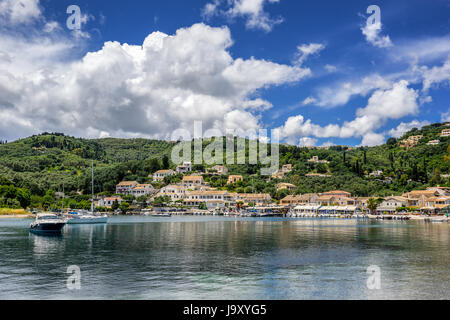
0, 214, 35, 218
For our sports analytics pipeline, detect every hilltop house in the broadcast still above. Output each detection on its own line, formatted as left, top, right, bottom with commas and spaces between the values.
182, 175, 204, 188
176, 162, 192, 174
440, 129, 450, 137
227, 175, 243, 184
276, 183, 296, 192
427, 140, 440, 145
207, 165, 228, 175
152, 169, 175, 182
307, 156, 329, 164
400, 135, 423, 149
116, 181, 138, 195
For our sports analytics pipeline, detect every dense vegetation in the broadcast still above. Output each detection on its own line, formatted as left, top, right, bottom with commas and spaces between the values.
0, 122, 449, 210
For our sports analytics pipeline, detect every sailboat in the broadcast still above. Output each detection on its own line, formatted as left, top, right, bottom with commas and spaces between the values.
67, 160, 108, 224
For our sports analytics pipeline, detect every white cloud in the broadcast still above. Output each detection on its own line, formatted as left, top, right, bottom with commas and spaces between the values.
441, 109, 450, 123
301, 96, 317, 106
0, 0, 41, 25
388, 120, 430, 138
361, 21, 392, 48
203, 0, 283, 32
296, 43, 325, 65
422, 57, 450, 92
299, 137, 317, 147
0, 23, 310, 141
277, 80, 419, 146
324, 64, 337, 73
312, 74, 392, 108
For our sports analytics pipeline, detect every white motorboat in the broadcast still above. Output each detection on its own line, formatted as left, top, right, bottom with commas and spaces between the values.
30, 213, 67, 233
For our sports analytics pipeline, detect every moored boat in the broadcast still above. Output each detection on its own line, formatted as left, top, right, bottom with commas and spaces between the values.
30, 213, 67, 234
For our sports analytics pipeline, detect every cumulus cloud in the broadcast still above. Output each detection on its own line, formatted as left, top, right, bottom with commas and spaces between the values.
312, 74, 392, 108
388, 120, 430, 138
296, 43, 325, 65
277, 80, 420, 146
202, 0, 283, 32
0, 23, 310, 141
298, 137, 317, 147
441, 109, 450, 123
0, 0, 41, 25
361, 21, 392, 48
422, 57, 450, 92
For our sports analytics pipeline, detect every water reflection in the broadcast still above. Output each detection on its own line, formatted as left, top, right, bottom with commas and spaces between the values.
0, 217, 448, 299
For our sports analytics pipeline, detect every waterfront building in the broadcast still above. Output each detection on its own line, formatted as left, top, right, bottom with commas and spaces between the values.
99, 196, 123, 208
236, 193, 272, 206
183, 190, 236, 208
377, 196, 408, 213
280, 194, 319, 206
156, 185, 186, 202
116, 181, 138, 195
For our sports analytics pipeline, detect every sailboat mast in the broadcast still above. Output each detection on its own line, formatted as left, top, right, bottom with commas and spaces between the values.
91, 160, 94, 212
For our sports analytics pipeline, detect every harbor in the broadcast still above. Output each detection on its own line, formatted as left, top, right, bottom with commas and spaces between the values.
0, 215, 449, 300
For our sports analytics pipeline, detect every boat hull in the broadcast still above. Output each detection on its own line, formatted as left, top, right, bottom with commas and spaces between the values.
30, 222, 66, 233
67, 216, 108, 224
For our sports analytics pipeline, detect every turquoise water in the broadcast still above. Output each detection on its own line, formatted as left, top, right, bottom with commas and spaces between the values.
0, 216, 448, 300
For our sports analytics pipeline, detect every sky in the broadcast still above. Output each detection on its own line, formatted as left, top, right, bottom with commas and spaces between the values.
0, 0, 449, 147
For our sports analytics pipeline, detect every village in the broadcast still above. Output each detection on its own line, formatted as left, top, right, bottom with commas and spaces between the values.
93, 159, 450, 219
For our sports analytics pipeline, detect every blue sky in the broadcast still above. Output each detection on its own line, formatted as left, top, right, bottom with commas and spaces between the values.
0, 0, 449, 146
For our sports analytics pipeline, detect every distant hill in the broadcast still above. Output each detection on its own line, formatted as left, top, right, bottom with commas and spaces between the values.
0, 123, 448, 199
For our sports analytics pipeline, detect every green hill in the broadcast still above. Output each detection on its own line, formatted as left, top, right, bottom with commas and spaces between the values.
0, 123, 449, 209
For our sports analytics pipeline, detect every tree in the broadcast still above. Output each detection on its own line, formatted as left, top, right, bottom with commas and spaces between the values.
162, 155, 170, 169
119, 202, 130, 214
15, 188, 31, 209
367, 198, 379, 214
111, 199, 120, 211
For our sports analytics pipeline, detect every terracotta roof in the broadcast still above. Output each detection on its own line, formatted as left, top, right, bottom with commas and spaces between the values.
117, 181, 138, 186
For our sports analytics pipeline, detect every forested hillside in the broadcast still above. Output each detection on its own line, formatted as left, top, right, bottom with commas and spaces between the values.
0, 122, 449, 209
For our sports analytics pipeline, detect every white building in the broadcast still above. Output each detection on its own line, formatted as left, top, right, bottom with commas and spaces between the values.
377, 196, 408, 212
152, 170, 175, 182
131, 184, 154, 197
176, 162, 192, 174
116, 181, 138, 195
157, 185, 186, 202
99, 196, 123, 208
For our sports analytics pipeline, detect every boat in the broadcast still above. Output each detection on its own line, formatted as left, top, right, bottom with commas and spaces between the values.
67, 211, 108, 224
66, 161, 108, 225
151, 207, 172, 217
30, 213, 67, 234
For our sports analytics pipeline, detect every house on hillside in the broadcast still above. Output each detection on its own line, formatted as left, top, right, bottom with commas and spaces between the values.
227, 175, 243, 184
116, 181, 138, 195
152, 169, 175, 182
